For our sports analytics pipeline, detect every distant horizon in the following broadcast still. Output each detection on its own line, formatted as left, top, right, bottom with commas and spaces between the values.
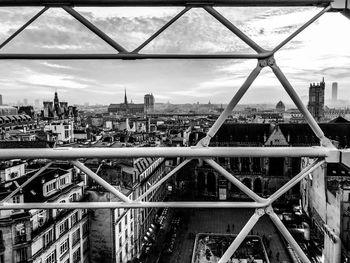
0, 7, 349, 105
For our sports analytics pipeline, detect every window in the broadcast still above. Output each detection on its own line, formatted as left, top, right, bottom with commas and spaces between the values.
12, 195, 20, 203
125, 215, 128, 226
10, 171, 19, 179
73, 248, 81, 263
60, 238, 69, 257
46, 181, 57, 195
14, 223, 26, 244
15, 248, 27, 263
45, 250, 56, 263
69, 193, 78, 202
60, 177, 66, 187
119, 237, 122, 247
82, 222, 88, 237
118, 223, 121, 233
72, 228, 80, 246
59, 219, 69, 236
43, 229, 53, 247
119, 252, 122, 263
71, 211, 79, 226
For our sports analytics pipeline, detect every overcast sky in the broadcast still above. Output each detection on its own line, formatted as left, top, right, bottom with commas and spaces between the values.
0, 6, 349, 106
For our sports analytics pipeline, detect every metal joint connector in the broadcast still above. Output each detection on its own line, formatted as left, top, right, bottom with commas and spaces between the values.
197, 135, 211, 147
255, 207, 266, 216
264, 205, 274, 215
258, 56, 275, 68
267, 56, 276, 66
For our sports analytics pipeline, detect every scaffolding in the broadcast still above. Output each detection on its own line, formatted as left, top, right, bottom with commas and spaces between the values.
0, 1, 349, 262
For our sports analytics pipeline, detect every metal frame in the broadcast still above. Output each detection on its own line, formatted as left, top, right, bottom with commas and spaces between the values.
0, 2, 348, 262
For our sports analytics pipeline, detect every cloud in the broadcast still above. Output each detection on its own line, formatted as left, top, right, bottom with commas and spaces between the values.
0, 7, 349, 105
23, 73, 88, 89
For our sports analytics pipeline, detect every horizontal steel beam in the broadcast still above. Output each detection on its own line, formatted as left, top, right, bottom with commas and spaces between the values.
0, 53, 270, 60
0, 201, 267, 209
0, 147, 329, 159
0, 0, 332, 7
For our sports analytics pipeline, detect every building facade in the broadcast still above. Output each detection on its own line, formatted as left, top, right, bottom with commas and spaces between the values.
0, 162, 89, 263
307, 78, 325, 121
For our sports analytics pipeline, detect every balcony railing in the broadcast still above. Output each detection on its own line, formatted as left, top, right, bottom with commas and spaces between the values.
0, 1, 349, 263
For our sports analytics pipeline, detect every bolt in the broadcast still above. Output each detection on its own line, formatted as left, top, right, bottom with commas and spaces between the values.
258, 59, 267, 68
267, 57, 275, 66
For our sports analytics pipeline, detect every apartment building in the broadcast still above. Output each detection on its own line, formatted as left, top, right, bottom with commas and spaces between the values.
0, 162, 89, 263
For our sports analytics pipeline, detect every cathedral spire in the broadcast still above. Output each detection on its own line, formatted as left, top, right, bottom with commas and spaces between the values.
124, 88, 128, 105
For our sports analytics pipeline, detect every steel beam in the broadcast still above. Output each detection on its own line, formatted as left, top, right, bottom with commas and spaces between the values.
273, 5, 331, 53
71, 160, 131, 202
0, 201, 266, 209
62, 6, 127, 52
0, 7, 49, 50
270, 62, 331, 147
205, 159, 267, 203
0, 0, 332, 7
1, 162, 53, 203
204, 6, 265, 53
0, 53, 269, 60
269, 159, 324, 203
269, 210, 312, 263
133, 6, 191, 53
218, 209, 263, 263
205, 64, 262, 142
0, 146, 329, 160
136, 159, 191, 201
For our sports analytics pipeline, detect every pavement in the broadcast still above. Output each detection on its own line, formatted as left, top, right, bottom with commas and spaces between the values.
147, 208, 291, 263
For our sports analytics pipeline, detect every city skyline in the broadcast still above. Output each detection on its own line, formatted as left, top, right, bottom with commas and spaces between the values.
0, 7, 349, 105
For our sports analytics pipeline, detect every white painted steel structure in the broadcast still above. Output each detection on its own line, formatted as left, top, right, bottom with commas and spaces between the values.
0, 1, 349, 262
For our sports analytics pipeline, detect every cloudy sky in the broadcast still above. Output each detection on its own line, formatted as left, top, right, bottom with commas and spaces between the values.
0, 6, 349, 106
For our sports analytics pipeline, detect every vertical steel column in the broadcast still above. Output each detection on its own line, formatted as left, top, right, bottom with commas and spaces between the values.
71, 160, 131, 202
218, 209, 263, 263
203, 64, 262, 144
270, 63, 330, 146
269, 210, 312, 263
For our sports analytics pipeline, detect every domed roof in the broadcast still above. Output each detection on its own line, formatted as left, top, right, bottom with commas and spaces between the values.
276, 100, 285, 109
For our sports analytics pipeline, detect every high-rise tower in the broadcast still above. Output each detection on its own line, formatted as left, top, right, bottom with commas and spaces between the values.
332, 82, 338, 102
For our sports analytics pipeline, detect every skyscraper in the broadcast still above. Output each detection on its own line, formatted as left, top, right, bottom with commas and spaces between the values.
332, 82, 338, 102
0, 94, 2, 105
307, 77, 325, 121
